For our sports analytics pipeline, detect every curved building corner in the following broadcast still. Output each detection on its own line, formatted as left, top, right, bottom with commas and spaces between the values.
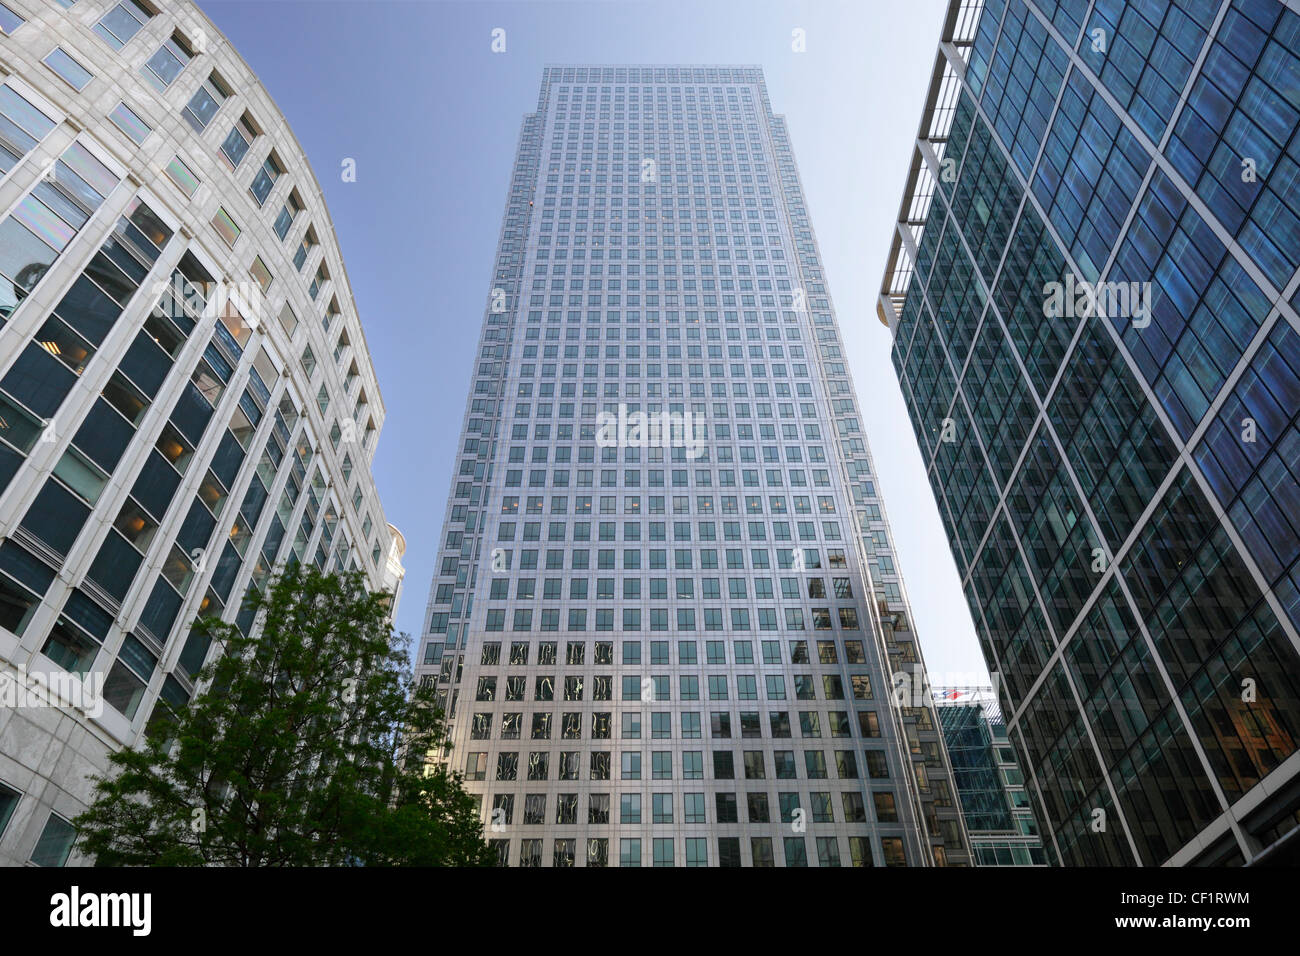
0, 0, 396, 866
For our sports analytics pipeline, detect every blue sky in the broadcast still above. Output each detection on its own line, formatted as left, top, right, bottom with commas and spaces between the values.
197, 0, 991, 682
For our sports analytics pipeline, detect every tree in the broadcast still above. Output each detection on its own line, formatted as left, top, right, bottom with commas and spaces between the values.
74, 563, 495, 866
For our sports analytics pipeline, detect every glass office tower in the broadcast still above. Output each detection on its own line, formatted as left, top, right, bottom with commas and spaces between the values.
880, 0, 1300, 864
0, 0, 402, 865
936, 690, 1047, 865
418, 65, 971, 867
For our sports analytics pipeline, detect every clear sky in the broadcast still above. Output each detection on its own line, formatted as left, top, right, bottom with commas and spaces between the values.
196, 0, 992, 683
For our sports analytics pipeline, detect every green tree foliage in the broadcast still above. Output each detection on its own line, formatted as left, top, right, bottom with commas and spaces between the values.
74, 564, 494, 867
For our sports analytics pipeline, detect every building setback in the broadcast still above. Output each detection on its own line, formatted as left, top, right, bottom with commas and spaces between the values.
0, 0, 402, 866
880, 0, 1300, 864
418, 65, 971, 867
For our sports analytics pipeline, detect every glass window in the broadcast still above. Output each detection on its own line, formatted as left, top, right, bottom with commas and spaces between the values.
0, 573, 40, 636
220, 114, 257, 170
164, 155, 200, 198
183, 72, 228, 132
211, 207, 240, 247
249, 153, 281, 206
881, 837, 906, 866
652, 837, 674, 867
103, 659, 146, 718
685, 837, 708, 866
141, 34, 192, 92
29, 813, 75, 866
619, 838, 641, 867
0, 3, 24, 34
620, 792, 640, 823
273, 192, 303, 240
43, 48, 93, 91
0, 84, 57, 180
0, 781, 19, 837
250, 256, 272, 293
108, 102, 150, 145
53, 448, 107, 505
94, 1, 151, 50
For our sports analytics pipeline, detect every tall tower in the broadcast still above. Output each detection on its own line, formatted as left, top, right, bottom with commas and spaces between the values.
880, 0, 1300, 865
419, 65, 970, 867
0, 0, 401, 865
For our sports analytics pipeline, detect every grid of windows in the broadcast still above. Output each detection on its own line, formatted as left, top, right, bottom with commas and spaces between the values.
420, 66, 969, 866
884, 0, 1300, 866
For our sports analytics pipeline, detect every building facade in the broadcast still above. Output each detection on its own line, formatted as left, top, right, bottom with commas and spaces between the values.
880, 0, 1300, 864
417, 65, 971, 867
0, 0, 401, 866
936, 689, 1047, 865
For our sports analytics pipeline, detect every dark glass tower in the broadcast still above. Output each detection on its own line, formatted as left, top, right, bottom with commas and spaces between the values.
419, 65, 972, 867
880, 0, 1300, 865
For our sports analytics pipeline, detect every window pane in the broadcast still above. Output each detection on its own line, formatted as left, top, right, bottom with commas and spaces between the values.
29, 814, 76, 866
108, 101, 150, 145
164, 156, 200, 198
43, 48, 93, 91
0, 3, 24, 35
182, 76, 225, 132
211, 207, 240, 247
94, 2, 149, 50
0, 781, 19, 836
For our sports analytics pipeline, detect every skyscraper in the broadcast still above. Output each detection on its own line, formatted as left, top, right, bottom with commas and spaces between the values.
936, 688, 1047, 865
0, 0, 401, 865
418, 65, 971, 867
880, 0, 1300, 865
